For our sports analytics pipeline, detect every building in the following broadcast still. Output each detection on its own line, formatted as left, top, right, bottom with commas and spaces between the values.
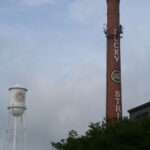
128, 102, 150, 119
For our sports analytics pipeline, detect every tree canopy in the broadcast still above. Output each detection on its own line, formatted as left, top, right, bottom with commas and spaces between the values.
51, 117, 150, 150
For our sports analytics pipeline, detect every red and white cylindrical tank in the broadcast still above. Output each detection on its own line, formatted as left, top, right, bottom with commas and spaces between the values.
8, 84, 27, 116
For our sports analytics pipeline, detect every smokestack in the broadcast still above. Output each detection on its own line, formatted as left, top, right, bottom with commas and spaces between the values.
105, 0, 123, 119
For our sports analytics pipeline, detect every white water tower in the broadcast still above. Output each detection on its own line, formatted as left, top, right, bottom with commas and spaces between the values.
4, 84, 28, 150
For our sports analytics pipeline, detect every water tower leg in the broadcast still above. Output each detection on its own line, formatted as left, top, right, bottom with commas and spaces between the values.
5, 112, 12, 150
13, 117, 18, 150
23, 113, 28, 150
20, 116, 23, 150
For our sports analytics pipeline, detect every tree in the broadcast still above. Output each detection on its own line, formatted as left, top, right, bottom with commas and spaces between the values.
51, 117, 150, 150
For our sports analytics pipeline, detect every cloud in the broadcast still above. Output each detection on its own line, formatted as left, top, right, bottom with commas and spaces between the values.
0, 23, 106, 150
0, 60, 105, 150
1, 1, 150, 150
26, 62, 105, 147
69, 0, 106, 25
19, 0, 53, 6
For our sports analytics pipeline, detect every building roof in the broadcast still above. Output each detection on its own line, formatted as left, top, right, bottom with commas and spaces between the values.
128, 101, 150, 113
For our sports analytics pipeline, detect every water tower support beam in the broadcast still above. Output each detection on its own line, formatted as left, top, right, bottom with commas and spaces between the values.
5, 112, 12, 150
13, 117, 18, 150
23, 113, 28, 150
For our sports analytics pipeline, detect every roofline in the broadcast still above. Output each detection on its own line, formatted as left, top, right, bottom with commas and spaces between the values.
128, 101, 150, 113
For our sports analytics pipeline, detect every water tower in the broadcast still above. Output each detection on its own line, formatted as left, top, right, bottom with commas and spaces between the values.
4, 84, 28, 150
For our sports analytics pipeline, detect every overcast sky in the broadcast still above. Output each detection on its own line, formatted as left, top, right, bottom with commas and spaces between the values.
0, 0, 150, 150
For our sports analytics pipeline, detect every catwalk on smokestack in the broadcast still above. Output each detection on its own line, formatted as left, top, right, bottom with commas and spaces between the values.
104, 0, 123, 118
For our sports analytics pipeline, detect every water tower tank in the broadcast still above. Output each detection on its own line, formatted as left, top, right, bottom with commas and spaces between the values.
8, 84, 27, 116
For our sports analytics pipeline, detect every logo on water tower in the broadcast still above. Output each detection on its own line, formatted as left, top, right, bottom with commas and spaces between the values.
15, 93, 25, 103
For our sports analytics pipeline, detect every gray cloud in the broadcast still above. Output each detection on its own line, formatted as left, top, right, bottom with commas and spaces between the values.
69, 0, 106, 25
17, 0, 53, 6
0, 1, 150, 150
0, 21, 106, 150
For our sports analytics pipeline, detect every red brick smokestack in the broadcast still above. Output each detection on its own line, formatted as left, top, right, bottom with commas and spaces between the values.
105, 0, 123, 119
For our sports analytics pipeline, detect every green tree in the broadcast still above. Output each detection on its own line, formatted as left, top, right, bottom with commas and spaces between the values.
51, 117, 150, 150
